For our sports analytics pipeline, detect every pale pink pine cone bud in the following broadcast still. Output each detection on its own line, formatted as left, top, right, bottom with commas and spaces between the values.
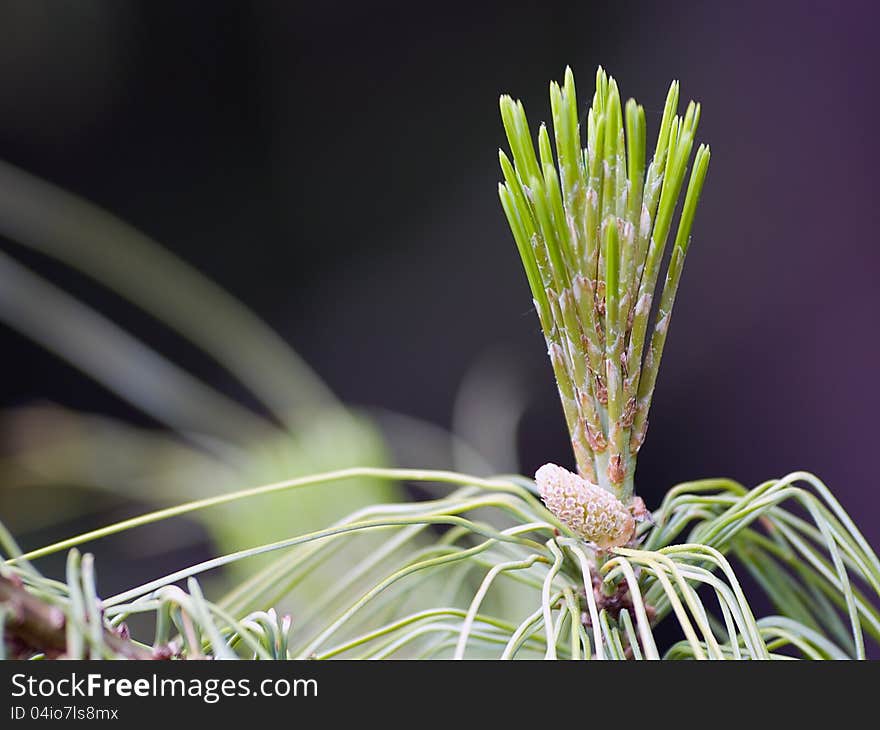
535, 463, 635, 548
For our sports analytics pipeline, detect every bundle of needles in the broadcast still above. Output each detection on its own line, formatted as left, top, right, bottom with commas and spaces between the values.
498, 67, 709, 546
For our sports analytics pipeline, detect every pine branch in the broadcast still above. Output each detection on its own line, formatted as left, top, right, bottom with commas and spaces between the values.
498, 66, 710, 504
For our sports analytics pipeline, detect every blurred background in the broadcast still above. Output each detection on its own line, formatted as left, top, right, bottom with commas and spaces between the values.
0, 0, 877, 617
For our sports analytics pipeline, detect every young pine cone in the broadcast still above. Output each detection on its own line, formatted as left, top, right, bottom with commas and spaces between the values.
535, 463, 635, 548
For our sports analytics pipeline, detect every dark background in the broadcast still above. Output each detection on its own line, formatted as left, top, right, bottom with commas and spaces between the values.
0, 1, 877, 567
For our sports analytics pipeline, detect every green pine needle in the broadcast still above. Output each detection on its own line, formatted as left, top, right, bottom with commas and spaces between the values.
498, 66, 710, 503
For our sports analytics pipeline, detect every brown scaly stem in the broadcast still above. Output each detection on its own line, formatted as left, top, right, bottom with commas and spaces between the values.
0, 573, 157, 660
